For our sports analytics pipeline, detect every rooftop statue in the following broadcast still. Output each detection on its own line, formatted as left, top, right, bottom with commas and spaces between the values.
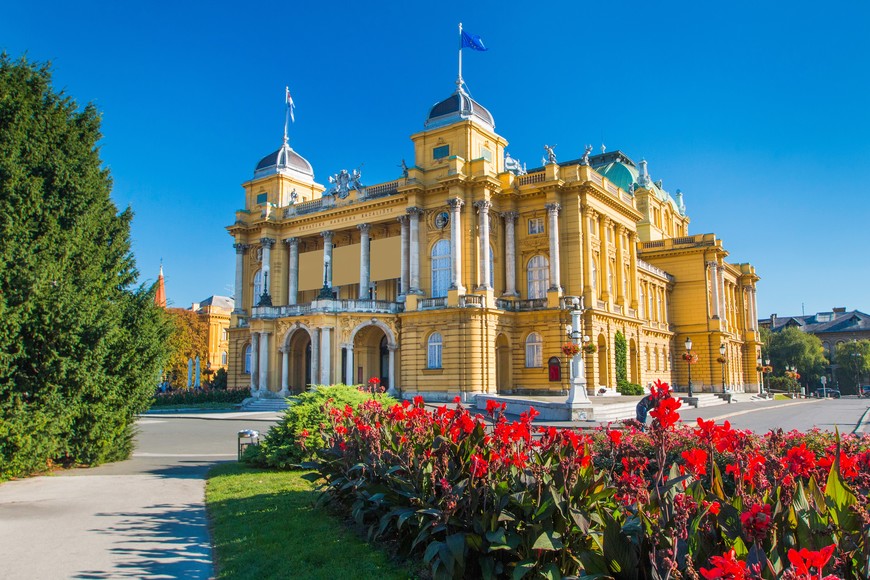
544, 144, 557, 164
580, 144, 593, 166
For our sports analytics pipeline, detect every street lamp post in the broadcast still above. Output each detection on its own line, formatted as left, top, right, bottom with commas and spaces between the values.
765, 358, 771, 397
565, 297, 590, 406
685, 337, 693, 398
719, 343, 726, 393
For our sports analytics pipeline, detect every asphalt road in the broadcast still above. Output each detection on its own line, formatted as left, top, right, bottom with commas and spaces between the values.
676, 397, 870, 434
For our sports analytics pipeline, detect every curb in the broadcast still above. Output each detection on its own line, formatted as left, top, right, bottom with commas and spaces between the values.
853, 406, 870, 435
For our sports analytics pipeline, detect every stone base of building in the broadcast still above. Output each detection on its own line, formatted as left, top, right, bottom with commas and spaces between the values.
475, 394, 595, 422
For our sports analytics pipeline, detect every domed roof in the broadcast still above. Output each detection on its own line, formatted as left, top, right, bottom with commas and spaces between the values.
425, 89, 494, 130
254, 141, 314, 181
597, 161, 638, 192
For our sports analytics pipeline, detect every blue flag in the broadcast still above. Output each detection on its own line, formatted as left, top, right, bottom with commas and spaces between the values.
461, 30, 488, 51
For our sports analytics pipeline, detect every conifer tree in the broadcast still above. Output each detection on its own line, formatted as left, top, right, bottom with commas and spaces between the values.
0, 55, 171, 477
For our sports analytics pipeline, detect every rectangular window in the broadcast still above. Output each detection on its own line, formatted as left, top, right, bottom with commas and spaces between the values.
528, 217, 545, 235
480, 146, 492, 162
256, 193, 267, 205
433, 145, 449, 160
525, 342, 542, 368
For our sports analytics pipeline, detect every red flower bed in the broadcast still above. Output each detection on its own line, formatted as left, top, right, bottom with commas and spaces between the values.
309, 381, 870, 579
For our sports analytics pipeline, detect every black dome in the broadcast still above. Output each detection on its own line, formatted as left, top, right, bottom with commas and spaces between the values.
425, 90, 494, 130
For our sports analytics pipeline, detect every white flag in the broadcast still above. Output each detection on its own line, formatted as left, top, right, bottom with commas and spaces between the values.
286, 86, 295, 123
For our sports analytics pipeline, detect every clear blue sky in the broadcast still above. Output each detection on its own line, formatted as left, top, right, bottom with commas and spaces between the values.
3, 1, 868, 318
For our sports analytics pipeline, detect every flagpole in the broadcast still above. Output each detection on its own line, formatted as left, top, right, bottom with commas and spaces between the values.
457, 22, 463, 91
283, 86, 290, 144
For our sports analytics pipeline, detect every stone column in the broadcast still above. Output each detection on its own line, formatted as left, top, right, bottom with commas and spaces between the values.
407, 208, 423, 294
250, 332, 259, 393
448, 198, 465, 292
310, 329, 321, 387
546, 202, 561, 291
475, 200, 492, 290
258, 331, 269, 395
233, 243, 248, 312
387, 345, 398, 397
615, 225, 625, 306
398, 216, 409, 298
280, 347, 289, 395
345, 345, 354, 385
597, 218, 609, 300
502, 211, 519, 296
260, 238, 275, 297
708, 262, 720, 319
750, 288, 758, 330
582, 209, 595, 305
321, 231, 334, 290
628, 232, 639, 310
358, 224, 371, 299
718, 265, 727, 324
320, 327, 332, 385
285, 237, 299, 305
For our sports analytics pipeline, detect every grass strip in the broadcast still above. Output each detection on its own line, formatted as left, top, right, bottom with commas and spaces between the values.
206, 462, 415, 579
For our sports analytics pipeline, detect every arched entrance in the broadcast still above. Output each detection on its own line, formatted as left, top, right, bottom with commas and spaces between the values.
349, 321, 398, 391
285, 328, 312, 393
496, 333, 511, 393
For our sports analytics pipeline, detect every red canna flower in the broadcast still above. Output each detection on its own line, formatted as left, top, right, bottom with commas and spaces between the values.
470, 453, 488, 478
608, 429, 623, 446
650, 396, 681, 429
740, 503, 772, 544
682, 448, 709, 476
787, 544, 835, 576
700, 549, 748, 579
785, 443, 816, 478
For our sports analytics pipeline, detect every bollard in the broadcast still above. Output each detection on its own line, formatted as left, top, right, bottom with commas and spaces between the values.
238, 429, 260, 461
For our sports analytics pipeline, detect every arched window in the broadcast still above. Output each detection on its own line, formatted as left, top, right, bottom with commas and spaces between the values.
221, 351, 228, 366
608, 261, 614, 295
253, 269, 263, 303
527, 255, 549, 299
525, 332, 543, 367
654, 346, 660, 371
244, 344, 252, 374
427, 332, 443, 369
431, 240, 451, 298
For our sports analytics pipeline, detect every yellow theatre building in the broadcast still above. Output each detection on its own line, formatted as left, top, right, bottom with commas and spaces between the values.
227, 82, 763, 401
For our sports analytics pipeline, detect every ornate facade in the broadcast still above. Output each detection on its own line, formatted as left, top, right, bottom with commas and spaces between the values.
227, 86, 762, 400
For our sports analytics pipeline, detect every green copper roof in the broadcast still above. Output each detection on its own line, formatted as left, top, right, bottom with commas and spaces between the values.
596, 161, 638, 192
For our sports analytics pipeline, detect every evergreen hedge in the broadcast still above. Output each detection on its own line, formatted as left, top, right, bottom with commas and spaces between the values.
0, 55, 171, 478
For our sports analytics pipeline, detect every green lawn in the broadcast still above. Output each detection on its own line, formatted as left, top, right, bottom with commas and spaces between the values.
205, 463, 416, 579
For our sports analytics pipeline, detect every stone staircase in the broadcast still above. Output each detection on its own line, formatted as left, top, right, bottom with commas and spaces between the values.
241, 397, 291, 412
593, 394, 727, 423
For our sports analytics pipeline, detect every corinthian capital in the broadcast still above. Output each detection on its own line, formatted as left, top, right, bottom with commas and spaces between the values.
447, 197, 464, 211
260, 237, 276, 249
545, 202, 561, 215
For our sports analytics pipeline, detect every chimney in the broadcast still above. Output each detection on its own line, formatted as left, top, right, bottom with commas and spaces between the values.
833, 307, 846, 313
770, 313, 777, 328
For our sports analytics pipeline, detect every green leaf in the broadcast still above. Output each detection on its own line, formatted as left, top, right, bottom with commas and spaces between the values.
540, 563, 561, 580
512, 559, 536, 580
446, 532, 466, 562
532, 530, 563, 551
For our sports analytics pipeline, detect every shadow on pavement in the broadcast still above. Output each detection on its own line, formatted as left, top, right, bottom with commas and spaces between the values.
75, 503, 212, 579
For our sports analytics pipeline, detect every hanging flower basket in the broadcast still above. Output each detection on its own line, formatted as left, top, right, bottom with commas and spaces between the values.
716, 356, 727, 364
756, 365, 764, 372
561, 343, 581, 358
762, 365, 773, 374
682, 351, 699, 364
583, 343, 597, 354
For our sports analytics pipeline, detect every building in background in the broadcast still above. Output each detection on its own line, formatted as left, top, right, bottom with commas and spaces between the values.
227, 81, 761, 399
760, 308, 870, 357
191, 296, 234, 371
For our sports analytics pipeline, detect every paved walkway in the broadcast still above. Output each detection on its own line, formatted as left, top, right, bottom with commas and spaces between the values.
0, 412, 278, 579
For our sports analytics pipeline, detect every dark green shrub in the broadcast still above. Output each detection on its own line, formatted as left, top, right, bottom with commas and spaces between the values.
211, 368, 228, 389
617, 379, 644, 395
151, 387, 249, 407
245, 384, 397, 469
614, 331, 627, 385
